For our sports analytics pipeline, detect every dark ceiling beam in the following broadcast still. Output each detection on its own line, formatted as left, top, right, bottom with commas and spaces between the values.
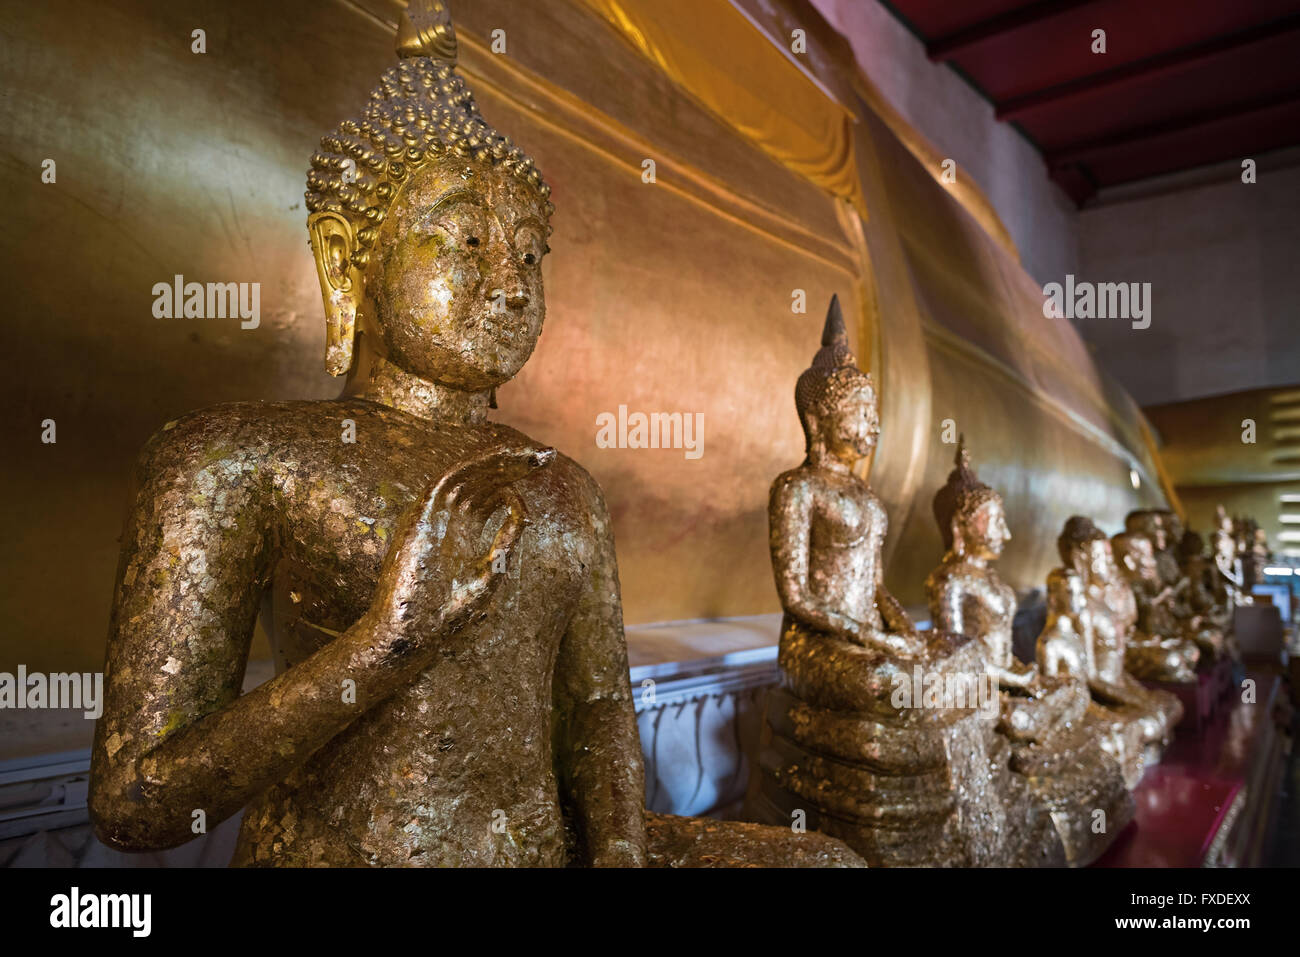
1045, 87, 1300, 167
998, 14, 1300, 121
927, 0, 1098, 62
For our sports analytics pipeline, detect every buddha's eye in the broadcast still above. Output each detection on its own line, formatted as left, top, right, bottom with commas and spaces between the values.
516, 225, 545, 267
416, 204, 486, 251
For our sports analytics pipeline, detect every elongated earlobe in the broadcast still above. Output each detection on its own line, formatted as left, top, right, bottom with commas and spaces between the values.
308, 211, 364, 376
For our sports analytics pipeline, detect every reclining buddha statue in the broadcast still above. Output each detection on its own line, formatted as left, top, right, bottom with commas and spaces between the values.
748, 298, 1062, 866
88, 0, 862, 869
1037, 517, 1182, 786
925, 441, 1133, 865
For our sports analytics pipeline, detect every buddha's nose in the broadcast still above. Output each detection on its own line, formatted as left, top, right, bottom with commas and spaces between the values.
485, 278, 529, 311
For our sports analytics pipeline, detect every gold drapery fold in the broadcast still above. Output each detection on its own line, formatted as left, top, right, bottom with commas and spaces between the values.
577, 0, 868, 219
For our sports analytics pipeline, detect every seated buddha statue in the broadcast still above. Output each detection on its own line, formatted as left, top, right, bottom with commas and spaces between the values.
748, 299, 1061, 867
1180, 531, 1231, 631
1240, 518, 1271, 590
1037, 517, 1181, 785
88, 2, 863, 869
1126, 511, 1224, 660
1111, 532, 1201, 682
925, 441, 1133, 864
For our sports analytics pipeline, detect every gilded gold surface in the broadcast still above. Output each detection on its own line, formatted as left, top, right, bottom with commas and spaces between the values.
2, 0, 1171, 676
751, 301, 1062, 866
576, 0, 867, 217
89, 6, 862, 868
925, 442, 1132, 866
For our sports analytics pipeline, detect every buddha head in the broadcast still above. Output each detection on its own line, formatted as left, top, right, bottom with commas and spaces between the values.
1179, 529, 1204, 559
1124, 510, 1167, 551
932, 439, 1009, 561
795, 296, 878, 467
1112, 532, 1159, 589
305, 1, 553, 393
1160, 510, 1186, 546
1179, 529, 1206, 569
1058, 515, 1110, 578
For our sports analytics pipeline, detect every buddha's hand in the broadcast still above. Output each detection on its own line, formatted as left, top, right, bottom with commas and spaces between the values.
366, 444, 556, 658
845, 620, 926, 658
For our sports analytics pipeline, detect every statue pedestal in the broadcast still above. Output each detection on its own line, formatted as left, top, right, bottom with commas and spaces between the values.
748, 618, 1064, 866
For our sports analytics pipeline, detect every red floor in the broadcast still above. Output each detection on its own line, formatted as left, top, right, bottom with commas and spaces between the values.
1094, 675, 1267, 867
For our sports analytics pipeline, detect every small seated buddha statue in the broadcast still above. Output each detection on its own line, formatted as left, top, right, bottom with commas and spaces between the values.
1037, 518, 1182, 785
749, 299, 1061, 866
1180, 530, 1232, 634
926, 441, 1133, 864
1111, 532, 1201, 682
1126, 511, 1224, 660
89, 2, 863, 869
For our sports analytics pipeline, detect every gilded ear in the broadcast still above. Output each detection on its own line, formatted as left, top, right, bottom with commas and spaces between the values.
308, 211, 363, 376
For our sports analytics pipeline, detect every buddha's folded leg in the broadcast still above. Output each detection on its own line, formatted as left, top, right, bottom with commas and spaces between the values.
642, 812, 866, 867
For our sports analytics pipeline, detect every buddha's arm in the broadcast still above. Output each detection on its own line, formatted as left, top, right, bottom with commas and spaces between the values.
553, 476, 646, 867
874, 557, 919, 638
91, 425, 532, 851
934, 580, 1027, 684
929, 573, 966, 636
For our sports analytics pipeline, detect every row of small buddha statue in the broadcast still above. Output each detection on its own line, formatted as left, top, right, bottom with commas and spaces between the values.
88, 2, 1240, 869
749, 299, 1244, 867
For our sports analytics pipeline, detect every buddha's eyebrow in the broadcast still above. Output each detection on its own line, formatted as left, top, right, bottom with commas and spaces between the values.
510, 213, 545, 233
426, 188, 482, 213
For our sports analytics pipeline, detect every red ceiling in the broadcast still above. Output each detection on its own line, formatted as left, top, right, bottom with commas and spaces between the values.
880, 0, 1300, 204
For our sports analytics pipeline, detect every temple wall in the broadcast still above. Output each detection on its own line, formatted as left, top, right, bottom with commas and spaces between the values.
1145, 386, 1300, 560
1077, 154, 1300, 407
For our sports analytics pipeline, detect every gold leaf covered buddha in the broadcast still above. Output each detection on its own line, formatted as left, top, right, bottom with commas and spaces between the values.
926, 442, 1133, 865
749, 299, 1061, 866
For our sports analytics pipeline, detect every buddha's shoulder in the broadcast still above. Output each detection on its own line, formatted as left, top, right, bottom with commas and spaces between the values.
137, 398, 528, 453
924, 558, 963, 590
137, 399, 365, 458
770, 465, 874, 501
1045, 566, 1086, 598
135, 400, 294, 469
134, 400, 605, 505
